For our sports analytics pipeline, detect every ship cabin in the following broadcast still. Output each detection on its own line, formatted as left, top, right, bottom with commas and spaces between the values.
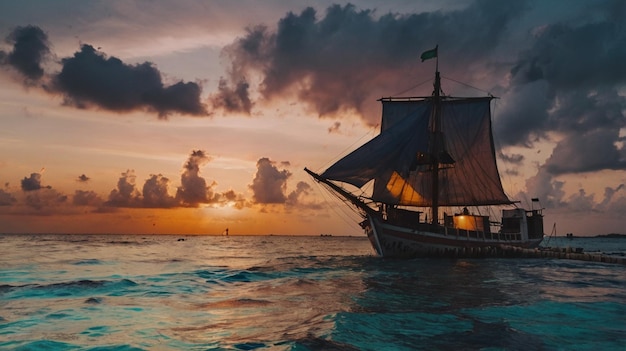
383, 205, 544, 242
501, 208, 544, 241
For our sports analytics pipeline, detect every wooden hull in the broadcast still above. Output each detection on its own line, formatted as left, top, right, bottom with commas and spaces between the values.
365, 215, 543, 258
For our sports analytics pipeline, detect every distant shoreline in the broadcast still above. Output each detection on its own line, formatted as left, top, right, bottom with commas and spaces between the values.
592, 233, 626, 238
559, 233, 626, 239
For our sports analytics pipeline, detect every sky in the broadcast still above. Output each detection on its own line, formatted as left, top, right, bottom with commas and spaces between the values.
0, 0, 624, 236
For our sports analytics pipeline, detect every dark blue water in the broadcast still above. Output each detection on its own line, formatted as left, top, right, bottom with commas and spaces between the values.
1, 234, 624, 350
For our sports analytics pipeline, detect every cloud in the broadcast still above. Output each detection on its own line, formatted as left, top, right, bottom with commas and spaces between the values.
517, 166, 566, 209
603, 184, 626, 214
566, 188, 596, 213
246, 158, 321, 208
105, 170, 181, 208
498, 152, 524, 165
73, 190, 103, 207
0, 188, 16, 206
598, 183, 625, 210
216, 1, 624, 179
7, 172, 71, 213
24, 188, 68, 211
495, 80, 551, 147
518, 165, 626, 217
0, 22, 210, 118
544, 127, 626, 174
50, 44, 207, 118
328, 121, 341, 134
285, 180, 322, 209
20, 172, 50, 191
142, 174, 177, 208
220, 189, 248, 209
209, 77, 252, 114
250, 157, 291, 204
500, 2, 626, 174
1, 25, 50, 82
106, 170, 141, 207
173, 150, 250, 208
176, 150, 215, 206
0, 1, 530, 121
221, 1, 528, 122
510, 19, 626, 90
77, 174, 90, 182
99, 151, 245, 209
5, 152, 251, 214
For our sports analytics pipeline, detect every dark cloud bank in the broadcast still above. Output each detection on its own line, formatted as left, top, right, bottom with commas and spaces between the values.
1, 26, 209, 117
220, 0, 625, 209
221, 1, 527, 120
222, 1, 625, 172
2, 25, 50, 82
217, 0, 626, 201
500, 2, 626, 174
53, 44, 207, 118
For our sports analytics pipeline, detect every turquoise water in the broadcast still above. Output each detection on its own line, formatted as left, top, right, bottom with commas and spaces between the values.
1, 234, 624, 350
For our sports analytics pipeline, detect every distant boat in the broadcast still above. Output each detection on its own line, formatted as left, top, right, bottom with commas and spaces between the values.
305, 47, 544, 258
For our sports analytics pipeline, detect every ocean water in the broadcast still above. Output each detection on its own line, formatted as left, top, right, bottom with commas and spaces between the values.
1, 234, 624, 350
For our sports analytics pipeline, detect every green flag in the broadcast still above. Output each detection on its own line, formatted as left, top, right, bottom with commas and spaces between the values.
420, 46, 438, 62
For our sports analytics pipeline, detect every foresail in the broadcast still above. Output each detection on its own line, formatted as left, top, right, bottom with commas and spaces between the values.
321, 104, 431, 187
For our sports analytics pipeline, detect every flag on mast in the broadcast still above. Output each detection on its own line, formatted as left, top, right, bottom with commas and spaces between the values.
420, 45, 438, 62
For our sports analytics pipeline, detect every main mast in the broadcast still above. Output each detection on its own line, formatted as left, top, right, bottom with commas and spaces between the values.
426, 45, 442, 225
418, 45, 443, 224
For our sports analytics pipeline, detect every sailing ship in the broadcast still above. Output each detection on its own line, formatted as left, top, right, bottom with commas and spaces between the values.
305, 47, 544, 258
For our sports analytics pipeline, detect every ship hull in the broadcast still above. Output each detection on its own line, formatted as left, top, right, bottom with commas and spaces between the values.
365, 215, 543, 258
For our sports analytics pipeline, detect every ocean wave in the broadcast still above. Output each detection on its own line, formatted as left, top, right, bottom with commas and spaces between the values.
0, 340, 79, 350
1, 340, 148, 351
73, 259, 104, 265
195, 267, 283, 285
197, 298, 273, 309
3, 279, 137, 299
85, 296, 103, 304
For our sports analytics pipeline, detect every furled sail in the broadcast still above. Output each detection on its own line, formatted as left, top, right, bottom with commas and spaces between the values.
321, 96, 512, 207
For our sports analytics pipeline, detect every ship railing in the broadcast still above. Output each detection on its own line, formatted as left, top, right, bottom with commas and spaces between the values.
443, 226, 523, 242
406, 221, 524, 242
